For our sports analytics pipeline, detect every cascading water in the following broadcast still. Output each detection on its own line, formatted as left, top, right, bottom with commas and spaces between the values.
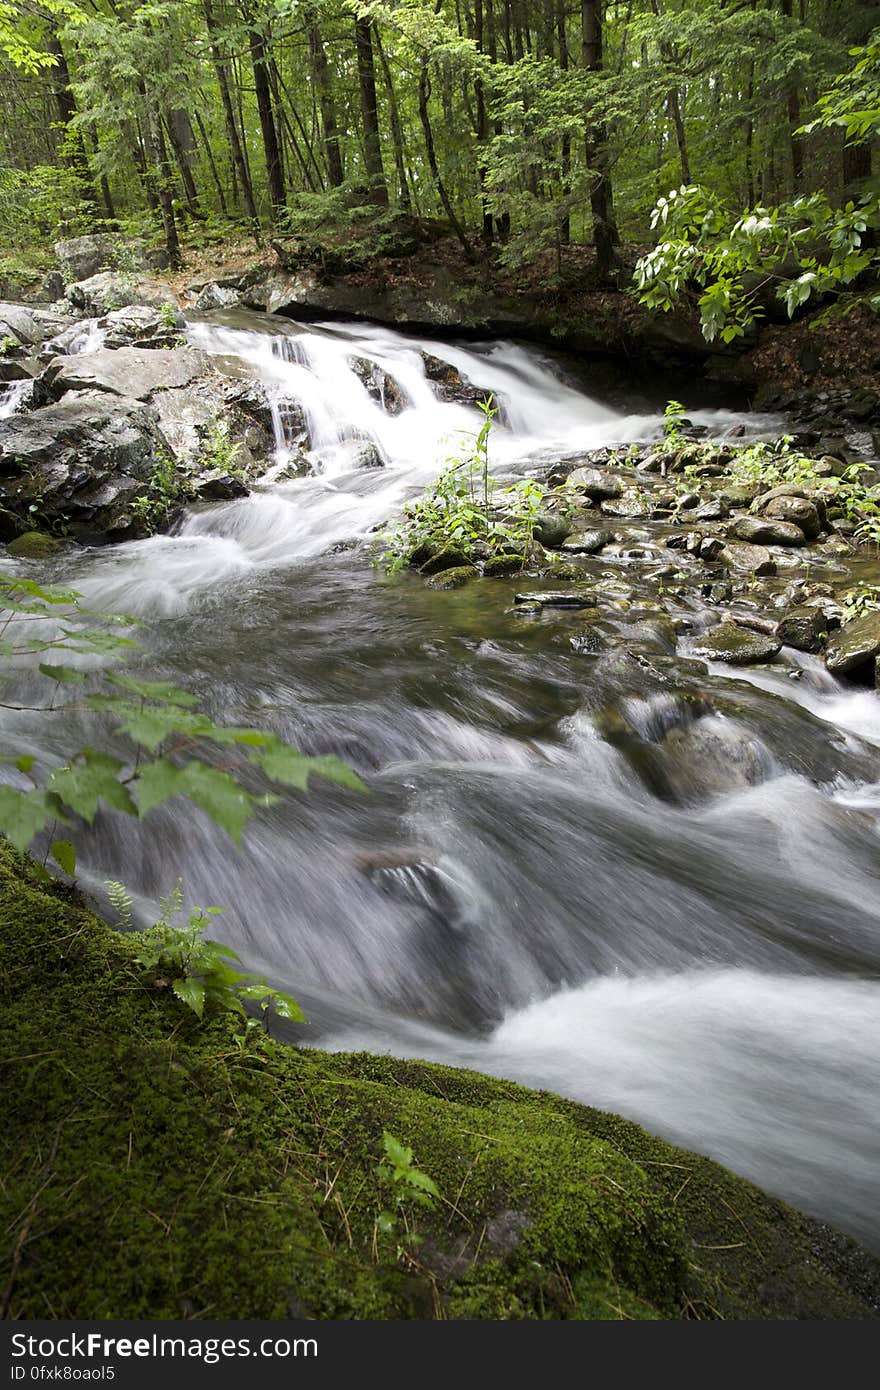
3, 310, 879, 1250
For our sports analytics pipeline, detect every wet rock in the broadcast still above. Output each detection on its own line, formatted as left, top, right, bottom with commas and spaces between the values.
692, 621, 781, 665
352, 441, 384, 469
720, 483, 758, 508
194, 470, 248, 501
677, 491, 701, 510
776, 607, 827, 653
560, 528, 610, 554
661, 721, 768, 802
0, 378, 47, 413
532, 513, 571, 548
699, 536, 725, 561
483, 552, 523, 576
601, 492, 649, 519
349, 356, 406, 415
761, 495, 822, 540
418, 546, 471, 575
570, 626, 605, 655
693, 498, 728, 522
825, 611, 880, 677
514, 589, 597, 608
0, 389, 171, 542
6, 530, 61, 559
0, 302, 51, 348
102, 304, 182, 349
509, 600, 542, 615
542, 560, 587, 580
732, 516, 806, 547
420, 352, 488, 405
44, 347, 210, 402
566, 466, 622, 501
194, 282, 241, 312
425, 564, 478, 590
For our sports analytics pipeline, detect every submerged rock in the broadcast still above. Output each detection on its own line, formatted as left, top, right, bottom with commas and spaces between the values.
514, 589, 597, 608
560, 528, 610, 554
691, 622, 781, 665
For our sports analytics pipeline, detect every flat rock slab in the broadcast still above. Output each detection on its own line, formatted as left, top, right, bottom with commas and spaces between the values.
44, 347, 210, 402
825, 611, 880, 675
692, 621, 781, 665
514, 590, 597, 607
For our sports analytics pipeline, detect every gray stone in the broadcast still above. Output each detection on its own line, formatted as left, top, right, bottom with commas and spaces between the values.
65, 271, 171, 317
566, 466, 622, 501
825, 611, 880, 676
352, 441, 384, 470
54, 234, 123, 283
732, 516, 807, 547
0, 303, 40, 347
560, 528, 609, 554
601, 492, 649, 519
776, 607, 826, 653
514, 589, 597, 608
102, 304, 182, 349
532, 513, 571, 548
194, 282, 242, 312
762, 495, 822, 540
0, 389, 172, 542
691, 621, 781, 665
349, 357, 407, 415
44, 347, 210, 402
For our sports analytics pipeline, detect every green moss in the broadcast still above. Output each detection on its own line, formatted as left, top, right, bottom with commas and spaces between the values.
1, 841, 877, 1320
6, 531, 61, 559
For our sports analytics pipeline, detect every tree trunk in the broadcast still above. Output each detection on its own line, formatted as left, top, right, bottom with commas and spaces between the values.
418, 59, 471, 257
781, 0, 804, 191
247, 9, 286, 218
306, 7, 344, 188
375, 29, 412, 212
581, 0, 617, 276
204, 1, 259, 229
193, 108, 228, 217
355, 16, 388, 205
46, 29, 100, 217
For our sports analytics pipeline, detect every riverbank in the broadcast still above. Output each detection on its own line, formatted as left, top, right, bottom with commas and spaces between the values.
2, 840, 878, 1320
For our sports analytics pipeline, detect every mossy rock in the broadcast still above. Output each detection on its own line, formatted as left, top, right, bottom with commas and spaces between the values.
0, 841, 878, 1320
6, 530, 61, 559
424, 564, 479, 590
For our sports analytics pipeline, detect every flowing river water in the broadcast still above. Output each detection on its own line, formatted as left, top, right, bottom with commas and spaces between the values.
3, 311, 879, 1251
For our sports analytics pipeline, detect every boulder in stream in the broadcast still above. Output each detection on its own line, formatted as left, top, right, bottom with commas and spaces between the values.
825, 611, 880, 678
691, 621, 781, 665
761, 495, 822, 540
0, 388, 172, 542
732, 516, 807, 547
44, 346, 210, 402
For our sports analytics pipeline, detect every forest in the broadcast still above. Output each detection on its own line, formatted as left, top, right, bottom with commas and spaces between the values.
1, 0, 880, 1335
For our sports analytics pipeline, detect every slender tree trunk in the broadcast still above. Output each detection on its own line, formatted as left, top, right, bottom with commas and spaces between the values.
204, 1, 259, 229
246, 8, 286, 218
165, 110, 200, 210
474, 0, 493, 243
781, 0, 804, 190
193, 108, 228, 217
581, 0, 617, 276
375, 30, 412, 212
355, 16, 388, 204
306, 7, 344, 188
46, 29, 100, 217
418, 59, 471, 256
145, 102, 180, 267
556, 0, 571, 245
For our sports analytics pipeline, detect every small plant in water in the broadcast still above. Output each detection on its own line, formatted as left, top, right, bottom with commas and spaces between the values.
663, 399, 687, 440
109, 878, 305, 1026
381, 397, 547, 571
130, 451, 194, 533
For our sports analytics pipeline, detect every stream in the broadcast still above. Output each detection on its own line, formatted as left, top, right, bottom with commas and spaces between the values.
2, 311, 879, 1251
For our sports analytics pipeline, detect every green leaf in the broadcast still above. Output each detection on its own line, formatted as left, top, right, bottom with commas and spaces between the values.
252, 739, 367, 792
48, 751, 136, 823
38, 663, 89, 685
50, 839, 76, 877
135, 759, 256, 843
114, 704, 212, 752
106, 673, 200, 706
172, 976, 206, 1018
0, 786, 56, 852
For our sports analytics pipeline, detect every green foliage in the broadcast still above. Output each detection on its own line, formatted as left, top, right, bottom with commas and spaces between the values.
130, 452, 193, 534
663, 400, 687, 441
0, 573, 365, 861
376, 1130, 440, 1238
120, 877, 305, 1026
195, 416, 244, 476
381, 398, 545, 571
841, 584, 880, 620
158, 299, 177, 331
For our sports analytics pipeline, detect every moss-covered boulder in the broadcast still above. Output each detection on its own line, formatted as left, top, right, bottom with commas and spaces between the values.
6, 529, 61, 559
1, 842, 877, 1320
